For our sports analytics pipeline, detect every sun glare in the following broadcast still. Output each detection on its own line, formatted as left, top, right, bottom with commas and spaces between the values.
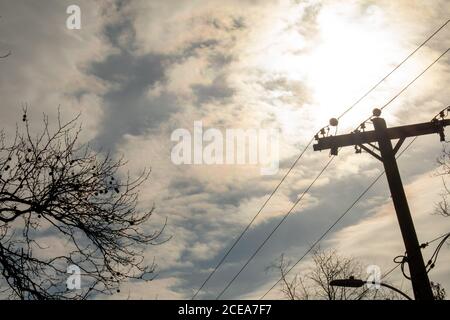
306, 7, 402, 129
246, 2, 416, 134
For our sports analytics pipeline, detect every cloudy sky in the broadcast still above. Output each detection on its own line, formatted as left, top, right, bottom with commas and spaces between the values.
0, 0, 449, 299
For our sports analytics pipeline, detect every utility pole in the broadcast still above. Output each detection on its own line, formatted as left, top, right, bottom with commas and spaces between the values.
313, 109, 450, 300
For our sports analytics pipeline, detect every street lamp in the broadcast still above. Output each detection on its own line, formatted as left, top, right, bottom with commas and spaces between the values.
329, 278, 413, 300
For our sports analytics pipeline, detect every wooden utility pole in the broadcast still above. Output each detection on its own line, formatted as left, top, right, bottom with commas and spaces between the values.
313, 111, 450, 300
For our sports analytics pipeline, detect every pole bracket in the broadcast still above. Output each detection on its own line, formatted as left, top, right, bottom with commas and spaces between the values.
359, 144, 382, 162
393, 137, 406, 155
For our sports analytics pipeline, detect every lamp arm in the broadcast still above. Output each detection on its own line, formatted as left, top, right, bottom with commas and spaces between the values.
377, 283, 413, 300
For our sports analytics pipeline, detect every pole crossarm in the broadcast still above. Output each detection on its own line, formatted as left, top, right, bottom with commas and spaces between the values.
313, 119, 450, 152
312, 116, 444, 300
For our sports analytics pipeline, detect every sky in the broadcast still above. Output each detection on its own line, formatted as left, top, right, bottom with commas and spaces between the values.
0, 0, 449, 299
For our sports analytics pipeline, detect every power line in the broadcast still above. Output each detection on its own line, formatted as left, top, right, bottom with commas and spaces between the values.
260, 171, 384, 299
357, 47, 450, 127
338, 19, 449, 120
381, 48, 450, 111
218, 45, 447, 299
260, 137, 418, 300
396, 230, 450, 279
216, 156, 335, 299
358, 230, 450, 300
191, 136, 315, 299
191, 19, 449, 300
382, 263, 402, 279
213, 38, 448, 301
423, 231, 450, 246
218, 116, 417, 300
356, 262, 402, 300
424, 232, 450, 272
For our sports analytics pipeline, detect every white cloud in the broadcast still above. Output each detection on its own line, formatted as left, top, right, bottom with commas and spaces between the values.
327, 173, 450, 293
1, 0, 449, 300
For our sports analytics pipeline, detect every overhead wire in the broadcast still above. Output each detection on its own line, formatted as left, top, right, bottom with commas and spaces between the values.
357, 47, 450, 128
215, 156, 335, 299
192, 19, 450, 300
393, 231, 450, 281
338, 19, 449, 120
190, 136, 315, 299
424, 232, 450, 273
259, 136, 418, 299
220, 45, 449, 299
356, 261, 403, 300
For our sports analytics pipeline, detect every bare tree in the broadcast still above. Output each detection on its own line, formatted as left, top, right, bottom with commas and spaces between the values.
272, 248, 405, 300
431, 281, 446, 300
0, 110, 166, 299
428, 145, 450, 300
274, 253, 310, 300
272, 143, 450, 301
436, 145, 450, 217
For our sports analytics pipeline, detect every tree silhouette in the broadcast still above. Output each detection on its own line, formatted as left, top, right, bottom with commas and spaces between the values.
272, 248, 405, 300
0, 109, 165, 299
431, 281, 446, 300
437, 144, 450, 218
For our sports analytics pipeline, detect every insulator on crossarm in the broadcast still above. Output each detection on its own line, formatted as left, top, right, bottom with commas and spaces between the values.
330, 147, 338, 156
329, 118, 338, 127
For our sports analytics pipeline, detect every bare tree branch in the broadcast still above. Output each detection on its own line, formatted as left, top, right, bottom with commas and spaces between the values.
0, 110, 165, 299
271, 248, 406, 300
